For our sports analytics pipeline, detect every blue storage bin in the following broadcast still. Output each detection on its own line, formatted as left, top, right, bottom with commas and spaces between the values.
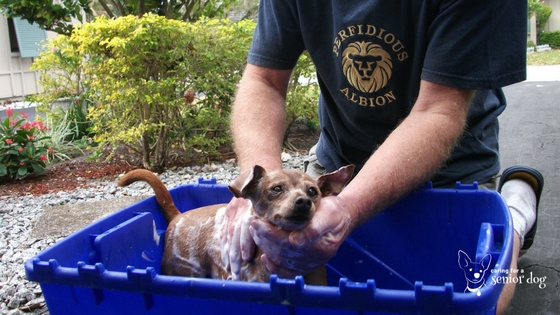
25, 179, 513, 315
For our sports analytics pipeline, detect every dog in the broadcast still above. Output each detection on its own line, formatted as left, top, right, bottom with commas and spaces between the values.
118, 164, 355, 284
457, 250, 492, 296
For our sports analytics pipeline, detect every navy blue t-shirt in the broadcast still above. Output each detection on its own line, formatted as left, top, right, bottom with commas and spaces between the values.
247, 0, 527, 187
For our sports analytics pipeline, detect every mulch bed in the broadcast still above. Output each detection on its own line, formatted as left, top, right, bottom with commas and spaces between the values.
0, 123, 319, 197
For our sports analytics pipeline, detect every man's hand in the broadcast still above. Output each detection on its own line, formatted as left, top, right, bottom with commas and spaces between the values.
220, 197, 256, 279
249, 195, 352, 278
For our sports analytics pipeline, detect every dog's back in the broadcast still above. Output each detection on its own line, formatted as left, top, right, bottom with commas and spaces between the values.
118, 169, 268, 281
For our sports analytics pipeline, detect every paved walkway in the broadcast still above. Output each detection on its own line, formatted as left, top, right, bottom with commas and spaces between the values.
526, 65, 560, 82
501, 80, 560, 315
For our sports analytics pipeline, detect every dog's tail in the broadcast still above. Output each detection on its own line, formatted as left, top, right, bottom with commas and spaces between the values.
118, 169, 181, 223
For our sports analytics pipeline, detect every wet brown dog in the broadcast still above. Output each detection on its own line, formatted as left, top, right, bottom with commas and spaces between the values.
118, 165, 354, 284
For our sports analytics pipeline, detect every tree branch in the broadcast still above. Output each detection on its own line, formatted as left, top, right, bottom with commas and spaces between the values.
96, 0, 116, 18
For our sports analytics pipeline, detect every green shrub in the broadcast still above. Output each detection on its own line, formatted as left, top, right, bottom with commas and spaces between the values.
539, 31, 560, 48
30, 35, 94, 142
0, 108, 54, 182
70, 14, 256, 171
32, 14, 320, 171
536, 5, 553, 33
35, 113, 88, 162
285, 51, 320, 137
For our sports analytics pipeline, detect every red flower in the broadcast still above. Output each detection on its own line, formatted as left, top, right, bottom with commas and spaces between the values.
32, 121, 48, 131
48, 148, 55, 154
19, 162, 25, 166
20, 112, 28, 119
27, 135, 34, 141
6, 107, 13, 117
21, 122, 33, 131
18, 147, 23, 152
40, 154, 47, 161
5, 139, 13, 145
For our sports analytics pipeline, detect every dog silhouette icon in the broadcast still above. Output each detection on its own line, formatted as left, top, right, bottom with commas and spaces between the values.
458, 250, 492, 296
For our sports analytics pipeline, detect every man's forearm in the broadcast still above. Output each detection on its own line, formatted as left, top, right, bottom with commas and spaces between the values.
338, 81, 475, 229
231, 64, 293, 173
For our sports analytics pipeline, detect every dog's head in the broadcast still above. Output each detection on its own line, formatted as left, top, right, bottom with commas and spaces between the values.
458, 250, 492, 284
228, 165, 355, 231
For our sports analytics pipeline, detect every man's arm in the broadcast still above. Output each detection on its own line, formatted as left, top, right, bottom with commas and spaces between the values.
231, 64, 293, 173
338, 80, 476, 230
222, 64, 294, 273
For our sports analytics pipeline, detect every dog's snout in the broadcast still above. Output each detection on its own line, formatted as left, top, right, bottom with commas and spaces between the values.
474, 273, 480, 279
295, 196, 312, 213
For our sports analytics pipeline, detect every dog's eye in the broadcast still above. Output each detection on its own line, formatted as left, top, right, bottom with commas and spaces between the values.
271, 185, 284, 193
307, 187, 319, 197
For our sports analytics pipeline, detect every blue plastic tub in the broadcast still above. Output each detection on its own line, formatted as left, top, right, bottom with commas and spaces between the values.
25, 179, 513, 315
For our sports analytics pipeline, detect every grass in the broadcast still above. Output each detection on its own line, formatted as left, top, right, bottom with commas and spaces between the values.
527, 49, 560, 65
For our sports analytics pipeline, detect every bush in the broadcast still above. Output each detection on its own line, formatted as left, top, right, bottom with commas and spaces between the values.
38, 14, 257, 171
536, 5, 552, 33
30, 35, 94, 142
539, 31, 560, 48
0, 108, 54, 182
285, 52, 320, 137
32, 14, 320, 171
35, 113, 88, 162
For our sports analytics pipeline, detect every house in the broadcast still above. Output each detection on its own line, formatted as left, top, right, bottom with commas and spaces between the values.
543, 0, 560, 31
0, 15, 51, 101
529, 0, 560, 43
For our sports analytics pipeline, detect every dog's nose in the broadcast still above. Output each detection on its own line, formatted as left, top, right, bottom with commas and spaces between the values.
294, 196, 312, 214
474, 273, 480, 279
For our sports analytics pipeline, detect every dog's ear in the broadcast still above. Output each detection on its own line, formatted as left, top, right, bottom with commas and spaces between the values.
480, 254, 492, 271
316, 164, 355, 196
228, 165, 267, 199
458, 250, 471, 268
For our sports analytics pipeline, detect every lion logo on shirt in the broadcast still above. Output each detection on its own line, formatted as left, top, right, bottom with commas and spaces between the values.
342, 41, 392, 93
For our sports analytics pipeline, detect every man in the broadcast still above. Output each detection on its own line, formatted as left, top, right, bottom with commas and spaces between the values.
223, 1, 544, 314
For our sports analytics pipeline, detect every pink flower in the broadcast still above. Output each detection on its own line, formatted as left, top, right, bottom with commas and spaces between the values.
27, 135, 34, 141
10, 118, 16, 127
48, 148, 55, 154
40, 154, 47, 161
32, 121, 48, 131
18, 147, 23, 152
19, 162, 25, 166
21, 122, 33, 131
6, 107, 13, 118
20, 112, 28, 119
5, 139, 13, 145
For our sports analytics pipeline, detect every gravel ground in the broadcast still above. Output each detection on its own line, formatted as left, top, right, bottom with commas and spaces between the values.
0, 153, 308, 315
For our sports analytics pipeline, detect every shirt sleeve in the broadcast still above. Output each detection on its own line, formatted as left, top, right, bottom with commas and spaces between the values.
421, 0, 527, 90
247, 0, 305, 70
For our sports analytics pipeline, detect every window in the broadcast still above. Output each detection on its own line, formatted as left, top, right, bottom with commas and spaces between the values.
6, 18, 47, 58
7, 18, 20, 53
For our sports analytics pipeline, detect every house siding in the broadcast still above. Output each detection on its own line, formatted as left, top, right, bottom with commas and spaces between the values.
0, 15, 41, 100
543, 0, 560, 31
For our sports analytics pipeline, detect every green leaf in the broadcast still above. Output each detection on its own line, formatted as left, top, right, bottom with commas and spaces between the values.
0, 164, 7, 177
31, 162, 45, 173
18, 166, 28, 177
